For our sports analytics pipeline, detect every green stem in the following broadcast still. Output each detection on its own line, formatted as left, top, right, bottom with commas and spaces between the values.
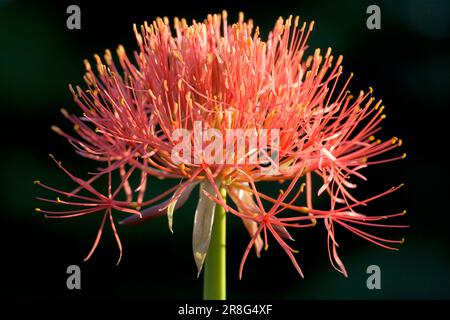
203, 186, 227, 300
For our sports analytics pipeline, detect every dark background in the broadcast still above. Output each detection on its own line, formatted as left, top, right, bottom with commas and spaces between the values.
0, 0, 449, 300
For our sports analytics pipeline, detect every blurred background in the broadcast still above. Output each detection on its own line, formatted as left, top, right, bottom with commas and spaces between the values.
0, 0, 449, 300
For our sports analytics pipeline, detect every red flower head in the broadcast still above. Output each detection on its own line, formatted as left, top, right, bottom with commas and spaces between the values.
36, 12, 406, 277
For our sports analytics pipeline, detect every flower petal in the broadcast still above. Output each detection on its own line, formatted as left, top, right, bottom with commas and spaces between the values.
192, 181, 218, 276
272, 222, 294, 241
228, 184, 264, 256
167, 196, 177, 233
241, 218, 263, 257
119, 183, 196, 226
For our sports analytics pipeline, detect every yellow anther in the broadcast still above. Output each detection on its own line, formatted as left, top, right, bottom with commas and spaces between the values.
380, 114, 386, 120
172, 50, 183, 62
238, 11, 244, 23
93, 53, 102, 66
369, 135, 375, 141
148, 89, 157, 100
51, 126, 62, 135
131, 202, 139, 209
391, 137, 398, 144
398, 139, 403, 146
83, 59, 91, 71
402, 153, 407, 159
60, 108, 69, 118
178, 163, 187, 175
224, 176, 233, 186
35, 208, 41, 212
33, 180, 40, 185
104, 49, 113, 65
116, 45, 125, 57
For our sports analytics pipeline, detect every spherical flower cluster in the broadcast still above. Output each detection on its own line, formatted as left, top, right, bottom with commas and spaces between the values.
35, 12, 406, 278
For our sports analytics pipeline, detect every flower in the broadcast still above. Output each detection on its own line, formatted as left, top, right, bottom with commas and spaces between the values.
35, 12, 406, 277
34, 155, 141, 265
